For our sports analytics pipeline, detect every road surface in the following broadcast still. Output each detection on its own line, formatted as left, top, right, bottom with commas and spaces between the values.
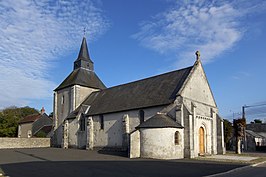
0, 148, 246, 177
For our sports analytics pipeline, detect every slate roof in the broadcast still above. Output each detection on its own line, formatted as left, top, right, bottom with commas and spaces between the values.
66, 107, 80, 120
34, 125, 53, 135
136, 113, 183, 129
66, 104, 91, 119
247, 123, 266, 132
75, 37, 93, 63
19, 114, 41, 124
83, 66, 193, 116
246, 130, 265, 138
55, 68, 106, 91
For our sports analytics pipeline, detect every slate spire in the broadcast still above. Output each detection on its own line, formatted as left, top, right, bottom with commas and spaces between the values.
74, 37, 94, 71
78, 37, 91, 61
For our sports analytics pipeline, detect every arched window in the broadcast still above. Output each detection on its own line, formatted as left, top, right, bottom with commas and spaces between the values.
61, 95, 64, 105
175, 131, 180, 145
99, 114, 104, 129
139, 110, 145, 123
80, 114, 85, 131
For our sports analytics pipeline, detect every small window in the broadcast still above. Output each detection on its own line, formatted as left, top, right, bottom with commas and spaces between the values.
27, 130, 32, 138
61, 95, 64, 105
80, 114, 85, 131
175, 131, 180, 145
139, 110, 145, 123
100, 114, 104, 129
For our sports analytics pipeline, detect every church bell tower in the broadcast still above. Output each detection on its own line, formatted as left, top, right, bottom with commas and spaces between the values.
52, 37, 106, 147
74, 37, 94, 71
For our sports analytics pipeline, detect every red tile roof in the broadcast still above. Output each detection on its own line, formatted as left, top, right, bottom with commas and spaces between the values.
19, 114, 41, 124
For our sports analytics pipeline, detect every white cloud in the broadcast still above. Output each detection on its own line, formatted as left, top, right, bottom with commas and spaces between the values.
0, 0, 109, 109
232, 71, 251, 80
133, 0, 265, 68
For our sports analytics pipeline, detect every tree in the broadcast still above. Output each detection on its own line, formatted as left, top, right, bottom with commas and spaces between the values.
233, 118, 246, 154
254, 119, 262, 123
35, 130, 47, 138
0, 106, 39, 137
49, 112, 53, 118
223, 119, 233, 150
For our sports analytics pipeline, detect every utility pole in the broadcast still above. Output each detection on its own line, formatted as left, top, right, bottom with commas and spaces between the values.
242, 105, 247, 152
242, 105, 246, 119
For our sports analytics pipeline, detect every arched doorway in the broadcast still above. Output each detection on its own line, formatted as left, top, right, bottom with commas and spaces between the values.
199, 127, 205, 155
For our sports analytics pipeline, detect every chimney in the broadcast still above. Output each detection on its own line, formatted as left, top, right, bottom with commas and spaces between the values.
40, 107, 45, 115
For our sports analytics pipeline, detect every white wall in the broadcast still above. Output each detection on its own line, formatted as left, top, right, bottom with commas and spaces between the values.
129, 130, 140, 158
68, 118, 78, 148
180, 61, 216, 107
182, 99, 218, 157
19, 123, 33, 138
180, 61, 219, 157
54, 87, 72, 130
75, 86, 98, 109
91, 106, 164, 148
140, 128, 184, 159
53, 85, 98, 147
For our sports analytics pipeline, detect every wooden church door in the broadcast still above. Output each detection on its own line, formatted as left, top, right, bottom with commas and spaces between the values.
199, 127, 205, 155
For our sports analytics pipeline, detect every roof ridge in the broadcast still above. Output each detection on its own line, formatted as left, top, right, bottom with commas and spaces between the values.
24, 113, 40, 117
103, 66, 193, 91
83, 65, 193, 115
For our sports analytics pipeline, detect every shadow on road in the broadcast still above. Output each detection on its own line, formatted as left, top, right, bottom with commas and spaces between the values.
97, 148, 128, 157
14, 150, 51, 161
1, 160, 245, 177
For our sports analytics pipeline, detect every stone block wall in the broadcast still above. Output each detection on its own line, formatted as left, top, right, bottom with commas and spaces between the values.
0, 138, 50, 149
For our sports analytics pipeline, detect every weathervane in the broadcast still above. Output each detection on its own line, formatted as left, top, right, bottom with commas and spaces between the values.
83, 27, 86, 37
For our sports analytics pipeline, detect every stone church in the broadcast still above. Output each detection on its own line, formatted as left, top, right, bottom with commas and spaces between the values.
52, 37, 225, 159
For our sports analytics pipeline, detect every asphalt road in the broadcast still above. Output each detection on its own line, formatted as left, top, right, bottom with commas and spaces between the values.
0, 148, 245, 177
210, 162, 266, 177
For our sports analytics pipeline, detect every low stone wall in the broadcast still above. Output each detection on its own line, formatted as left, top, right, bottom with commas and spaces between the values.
0, 138, 50, 149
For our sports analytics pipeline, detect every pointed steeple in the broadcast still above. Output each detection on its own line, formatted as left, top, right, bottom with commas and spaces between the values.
74, 37, 94, 71
77, 37, 91, 61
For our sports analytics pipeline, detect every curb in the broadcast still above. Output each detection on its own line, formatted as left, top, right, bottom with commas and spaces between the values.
250, 160, 266, 167
204, 160, 266, 177
0, 167, 8, 177
0, 168, 3, 176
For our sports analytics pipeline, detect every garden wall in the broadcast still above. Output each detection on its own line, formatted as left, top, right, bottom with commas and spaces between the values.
0, 138, 50, 149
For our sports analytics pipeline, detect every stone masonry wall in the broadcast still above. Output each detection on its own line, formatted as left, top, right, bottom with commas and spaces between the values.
0, 138, 50, 149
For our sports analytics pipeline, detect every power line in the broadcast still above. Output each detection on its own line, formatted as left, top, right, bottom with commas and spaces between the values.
243, 103, 266, 108
242, 103, 266, 119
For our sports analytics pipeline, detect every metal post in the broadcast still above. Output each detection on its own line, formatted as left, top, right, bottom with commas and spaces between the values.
242, 106, 245, 119
242, 105, 247, 151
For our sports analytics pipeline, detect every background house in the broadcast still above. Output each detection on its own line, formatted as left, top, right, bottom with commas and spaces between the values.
246, 123, 266, 151
18, 107, 53, 138
229, 123, 266, 152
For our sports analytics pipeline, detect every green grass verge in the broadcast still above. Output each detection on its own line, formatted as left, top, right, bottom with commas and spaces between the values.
0, 167, 6, 176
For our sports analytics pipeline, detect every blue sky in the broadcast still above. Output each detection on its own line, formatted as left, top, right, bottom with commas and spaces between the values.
0, 0, 266, 122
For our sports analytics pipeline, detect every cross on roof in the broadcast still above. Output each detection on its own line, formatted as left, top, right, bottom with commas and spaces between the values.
195, 51, 200, 60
